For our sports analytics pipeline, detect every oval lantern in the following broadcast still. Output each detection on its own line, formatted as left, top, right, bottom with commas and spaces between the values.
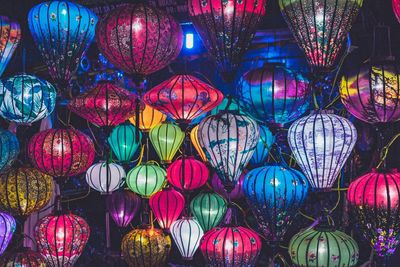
210, 96, 247, 116
211, 171, 246, 200
129, 103, 167, 132
250, 124, 275, 166
288, 110, 357, 190
167, 156, 209, 191
0, 129, 19, 173
190, 125, 207, 162
86, 161, 125, 194
126, 162, 166, 198
0, 248, 46, 266
107, 190, 141, 228
108, 124, 142, 163
171, 217, 204, 260
0, 212, 16, 255
0, 16, 21, 77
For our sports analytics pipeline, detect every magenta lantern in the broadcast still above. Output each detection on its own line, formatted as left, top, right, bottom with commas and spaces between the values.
211, 171, 246, 200
167, 156, 209, 191
107, 190, 141, 228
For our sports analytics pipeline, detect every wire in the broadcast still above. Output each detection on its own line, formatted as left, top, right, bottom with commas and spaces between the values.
329, 172, 342, 213
376, 132, 400, 169
298, 211, 316, 221
61, 186, 91, 202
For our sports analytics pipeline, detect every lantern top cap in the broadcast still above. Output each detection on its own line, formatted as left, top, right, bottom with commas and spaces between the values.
371, 168, 398, 173
310, 109, 334, 115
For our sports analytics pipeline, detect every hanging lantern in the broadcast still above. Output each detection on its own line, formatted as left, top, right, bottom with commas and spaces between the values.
129, 103, 167, 132
0, 167, 53, 218
200, 226, 262, 266
35, 213, 90, 267
107, 190, 141, 228
0, 129, 19, 173
211, 171, 246, 200
190, 125, 207, 162
171, 217, 204, 260
149, 188, 185, 231
149, 122, 185, 164
394, 0, 400, 23
243, 164, 309, 243
288, 110, 357, 190
0, 74, 56, 124
96, 3, 183, 76
167, 156, 209, 191
0, 247, 47, 266
0, 211, 15, 255
198, 111, 259, 190
126, 162, 166, 198
210, 96, 246, 115
250, 125, 275, 166
28, 128, 95, 177
86, 161, 125, 194
289, 226, 359, 266
108, 124, 142, 163
0, 16, 21, 77
144, 74, 223, 124
190, 192, 227, 232
238, 64, 310, 125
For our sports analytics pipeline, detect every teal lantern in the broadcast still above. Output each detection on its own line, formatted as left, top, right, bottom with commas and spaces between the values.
108, 124, 142, 163
249, 125, 275, 166
0, 129, 19, 173
209, 96, 246, 115
190, 192, 227, 231
126, 162, 166, 198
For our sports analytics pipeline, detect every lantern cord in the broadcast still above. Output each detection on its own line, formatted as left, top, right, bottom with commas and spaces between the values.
328, 172, 343, 213
312, 90, 320, 110
136, 144, 145, 166
324, 95, 340, 110
231, 202, 267, 241
298, 211, 316, 221
376, 132, 400, 169
86, 121, 104, 157
273, 253, 290, 267
192, 71, 216, 87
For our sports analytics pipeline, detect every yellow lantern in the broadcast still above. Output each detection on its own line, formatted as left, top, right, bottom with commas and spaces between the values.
129, 104, 167, 132
190, 125, 207, 162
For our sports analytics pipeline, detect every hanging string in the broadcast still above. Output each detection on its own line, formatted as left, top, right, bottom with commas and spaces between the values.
376, 132, 400, 169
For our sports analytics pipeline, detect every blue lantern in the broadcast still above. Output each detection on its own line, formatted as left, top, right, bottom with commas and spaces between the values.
0, 129, 19, 173
209, 96, 247, 116
250, 125, 275, 166
0, 16, 21, 78
108, 124, 142, 163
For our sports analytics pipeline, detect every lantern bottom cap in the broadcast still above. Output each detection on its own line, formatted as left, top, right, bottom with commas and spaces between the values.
182, 256, 193, 260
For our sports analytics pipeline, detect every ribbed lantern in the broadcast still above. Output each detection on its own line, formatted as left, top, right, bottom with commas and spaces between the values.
129, 103, 167, 132
288, 110, 357, 190
210, 96, 246, 115
0, 16, 21, 77
108, 124, 142, 163
250, 125, 275, 166
0, 248, 47, 266
126, 162, 166, 198
0, 212, 16, 255
171, 217, 204, 260
167, 156, 209, 191
28, 128, 95, 177
190, 125, 207, 162
394, 0, 400, 23
211, 171, 246, 200
0, 129, 19, 173
107, 190, 141, 228
86, 161, 125, 194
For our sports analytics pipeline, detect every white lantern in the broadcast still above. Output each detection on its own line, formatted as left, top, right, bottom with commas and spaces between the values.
288, 110, 357, 190
170, 217, 204, 260
86, 161, 125, 194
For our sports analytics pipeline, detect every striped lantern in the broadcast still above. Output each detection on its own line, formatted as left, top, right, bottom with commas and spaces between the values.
85, 161, 125, 194
0, 129, 19, 173
0, 248, 46, 266
170, 217, 204, 260
0, 212, 15, 255
126, 162, 166, 198
167, 156, 209, 191
107, 190, 141, 228
250, 124, 275, 166
189, 125, 207, 162
108, 123, 142, 163
0, 16, 21, 77
129, 103, 167, 132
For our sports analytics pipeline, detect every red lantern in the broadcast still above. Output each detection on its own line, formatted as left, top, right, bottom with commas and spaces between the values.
394, 0, 400, 25
167, 156, 209, 191
28, 128, 95, 177
144, 74, 223, 124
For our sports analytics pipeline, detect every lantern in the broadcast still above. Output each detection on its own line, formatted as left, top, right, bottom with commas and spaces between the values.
167, 156, 209, 191
289, 226, 359, 266
0, 248, 47, 266
394, 0, 400, 23
190, 125, 207, 162
210, 96, 246, 115
35, 213, 90, 267
250, 125, 275, 165
108, 124, 142, 163
96, 3, 183, 76
86, 161, 125, 194
242, 164, 309, 243
149, 188, 185, 230
28, 128, 95, 177
107, 190, 141, 228
149, 122, 185, 164
171, 217, 204, 260
0, 212, 15, 255
121, 227, 171, 267
129, 103, 167, 132
126, 162, 166, 198
288, 110, 357, 190
0, 129, 19, 173
211, 171, 246, 200
279, 0, 362, 69
144, 74, 223, 124
0, 16, 21, 77
0, 167, 53, 218
190, 192, 227, 231
0, 74, 56, 124
198, 111, 259, 190
200, 226, 262, 266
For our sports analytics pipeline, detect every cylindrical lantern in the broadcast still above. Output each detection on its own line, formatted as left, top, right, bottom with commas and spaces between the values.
107, 190, 141, 228
171, 217, 204, 260
288, 110, 357, 190
126, 162, 166, 198
0, 247, 47, 266
86, 161, 125, 194
108, 123, 142, 163
0, 16, 21, 77
211, 171, 246, 200
0, 211, 16, 255
250, 125, 275, 165
129, 103, 167, 132
0, 129, 19, 173
167, 156, 209, 191
190, 125, 207, 162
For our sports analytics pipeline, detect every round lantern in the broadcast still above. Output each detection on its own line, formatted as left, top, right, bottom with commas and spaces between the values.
190, 192, 227, 232
210, 96, 247, 116
0, 16, 21, 77
394, 0, 400, 23
28, 128, 95, 177
190, 125, 207, 162
200, 226, 262, 266
288, 110, 357, 190
289, 226, 359, 267
126, 162, 166, 198
167, 156, 209, 191
107, 190, 141, 228
250, 124, 275, 165
96, 3, 183, 76
121, 227, 171, 267
0, 212, 15, 255
211, 171, 246, 200
238, 64, 310, 125
108, 123, 142, 163
149, 122, 185, 164
149, 188, 185, 230
0, 247, 46, 266
129, 103, 167, 132
0, 74, 56, 124
171, 217, 204, 260
0, 129, 19, 173
0, 167, 53, 218
86, 161, 125, 194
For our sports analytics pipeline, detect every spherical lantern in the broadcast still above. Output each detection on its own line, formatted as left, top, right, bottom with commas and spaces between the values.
28, 128, 95, 177
211, 171, 246, 200
238, 64, 310, 125
0, 16, 21, 77
126, 162, 166, 198
129, 103, 167, 132
250, 125, 275, 165
167, 156, 209, 191
190, 125, 207, 162
288, 110, 357, 190
35, 213, 90, 267
200, 226, 262, 266
96, 3, 183, 76
0, 74, 56, 124
190, 192, 227, 232
0, 129, 19, 173
0, 167, 53, 218
107, 190, 141, 228
108, 124, 142, 163
86, 161, 125, 194
0, 248, 47, 266
171, 217, 204, 260
0, 212, 16, 255
149, 188, 185, 230
149, 122, 185, 164
289, 226, 359, 267
243, 164, 309, 243
121, 227, 171, 267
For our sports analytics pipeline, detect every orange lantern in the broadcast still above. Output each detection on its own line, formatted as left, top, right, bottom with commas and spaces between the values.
129, 104, 167, 132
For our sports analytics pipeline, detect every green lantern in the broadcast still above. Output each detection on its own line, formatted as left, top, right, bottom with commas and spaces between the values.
149, 122, 184, 164
288, 226, 359, 267
108, 124, 142, 163
190, 192, 227, 231
126, 162, 166, 198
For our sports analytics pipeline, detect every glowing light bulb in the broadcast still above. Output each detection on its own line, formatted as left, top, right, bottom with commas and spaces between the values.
133, 18, 142, 32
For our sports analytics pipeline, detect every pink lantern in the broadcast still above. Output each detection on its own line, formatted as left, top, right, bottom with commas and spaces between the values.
167, 156, 209, 191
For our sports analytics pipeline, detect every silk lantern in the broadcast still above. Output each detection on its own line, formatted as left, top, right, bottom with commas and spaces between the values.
211, 171, 246, 200
129, 103, 166, 132
86, 161, 125, 194
0, 16, 21, 77
394, 0, 400, 24
190, 192, 227, 231
126, 162, 166, 198
250, 125, 275, 165
0, 212, 15, 255
210, 96, 247, 116
190, 125, 207, 162
171, 217, 204, 260
107, 190, 141, 228
0, 129, 19, 173
108, 124, 142, 163
0, 248, 46, 266
167, 156, 209, 191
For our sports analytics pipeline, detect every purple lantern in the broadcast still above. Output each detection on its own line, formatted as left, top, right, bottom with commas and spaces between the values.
0, 211, 16, 255
211, 171, 246, 200
107, 190, 141, 227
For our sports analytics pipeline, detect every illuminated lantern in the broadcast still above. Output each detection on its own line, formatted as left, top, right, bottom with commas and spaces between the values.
149, 188, 185, 230
0, 248, 46, 266
96, 3, 183, 76
144, 74, 223, 124
167, 156, 209, 191
211, 171, 246, 200
210, 96, 246, 115
85, 161, 125, 194
394, 0, 400, 23
188, 0, 267, 79
107, 190, 141, 228
171, 217, 204, 260
0, 16, 21, 77
35, 213, 90, 267
288, 110, 357, 190
238, 64, 309, 125
198, 111, 259, 190
250, 125, 275, 165
126, 163, 166, 198
279, 0, 362, 69
289, 227, 359, 266
0, 129, 19, 173
0, 167, 53, 218
28, 128, 95, 177
149, 122, 185, 164
0, 212, 16, 255
108, 124, 142, 163
200, 226, 262, 266
0, 74, 56, 124
243, 164, 309, 243
129, 103, 167, 132
190, 192, 227, 231
190, 125, 207, 162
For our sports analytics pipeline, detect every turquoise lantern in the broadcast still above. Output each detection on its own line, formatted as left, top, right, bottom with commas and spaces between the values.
0, 129, 19, 173
108, 124, 142, 163
250, 125, 275, 166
